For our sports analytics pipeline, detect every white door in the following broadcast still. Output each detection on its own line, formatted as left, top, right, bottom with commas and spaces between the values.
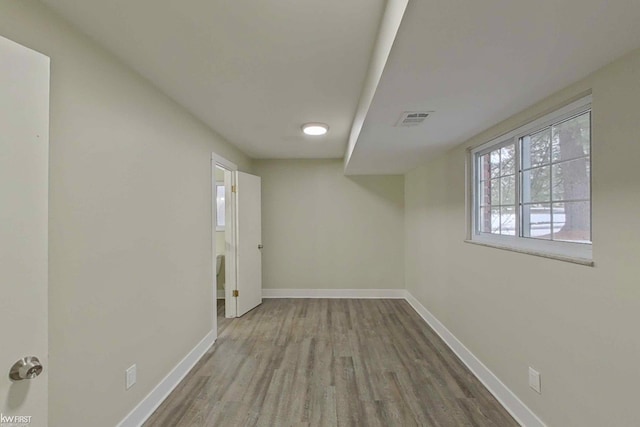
0, 36, 50, 426
235, 172, 262, 316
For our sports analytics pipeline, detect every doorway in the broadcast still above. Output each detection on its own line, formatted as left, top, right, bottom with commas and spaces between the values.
212, 154, 238, 323
211, 153, 264, 331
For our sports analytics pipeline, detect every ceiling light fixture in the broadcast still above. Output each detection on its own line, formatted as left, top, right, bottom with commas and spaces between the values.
302, 122, 329, 136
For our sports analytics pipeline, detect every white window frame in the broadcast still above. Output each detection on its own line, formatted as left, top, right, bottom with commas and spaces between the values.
215, 181, 225, 231
468, 95, 593, 265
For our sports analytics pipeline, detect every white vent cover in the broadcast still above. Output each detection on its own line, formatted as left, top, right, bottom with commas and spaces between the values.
395, 111, 432, 127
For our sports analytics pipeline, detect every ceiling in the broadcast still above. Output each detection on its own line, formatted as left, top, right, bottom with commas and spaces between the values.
41, 0, 386, 159
345, 0, 640, 174
41, 0, 640, 173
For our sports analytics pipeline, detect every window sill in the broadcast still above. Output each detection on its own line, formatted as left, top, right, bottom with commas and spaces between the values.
464, 239, 594, 267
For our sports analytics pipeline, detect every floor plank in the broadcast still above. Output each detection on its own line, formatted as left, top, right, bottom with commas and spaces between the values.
144, 299, 517, 427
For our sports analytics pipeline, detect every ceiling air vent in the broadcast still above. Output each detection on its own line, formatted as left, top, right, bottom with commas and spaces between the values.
395, 111, 432, 127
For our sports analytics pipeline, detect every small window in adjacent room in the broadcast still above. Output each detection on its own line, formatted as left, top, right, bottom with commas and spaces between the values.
216, 182, 225, 231
469, 95, 592, 263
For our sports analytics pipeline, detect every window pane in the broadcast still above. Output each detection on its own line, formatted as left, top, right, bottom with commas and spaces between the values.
552, 158, 590, 201
500, 176, 515, 205
480, 154, 491, 181
216, 185, 225, 227
522, 128, 551, 169
500, 145, 515, 176
552, 202, 591, 243
491, 207, 500, 233
522, 166, 550, 203
500, 207, 516, 235
474, 103, 591, 249
479, 179, 491, 207
490, 178, 500, 206
490, 150, 500, 179
479, 206, 492, 233
552, 112, 590, 162
522, 204, 551, 239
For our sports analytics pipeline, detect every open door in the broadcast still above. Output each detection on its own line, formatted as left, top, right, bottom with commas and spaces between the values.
0, 36, 49, 426
235, 171, 262, 316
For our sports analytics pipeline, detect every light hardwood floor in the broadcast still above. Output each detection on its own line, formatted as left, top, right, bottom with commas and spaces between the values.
144, 299, 517, 426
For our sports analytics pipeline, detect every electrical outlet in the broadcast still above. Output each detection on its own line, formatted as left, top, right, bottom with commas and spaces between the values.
126, 364, 137, 390
528, 367, 541, 394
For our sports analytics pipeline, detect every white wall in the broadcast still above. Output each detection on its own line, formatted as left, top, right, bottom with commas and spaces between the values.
253, 159, 404, 290
405, 47, 640, 427
0, 2, 251, 427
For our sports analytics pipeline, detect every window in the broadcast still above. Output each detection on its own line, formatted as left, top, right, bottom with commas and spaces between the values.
470, 96, 592, 263
216, 182, 225, 231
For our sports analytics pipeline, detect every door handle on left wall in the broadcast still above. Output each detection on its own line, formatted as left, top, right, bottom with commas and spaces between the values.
258, 244, 263, 249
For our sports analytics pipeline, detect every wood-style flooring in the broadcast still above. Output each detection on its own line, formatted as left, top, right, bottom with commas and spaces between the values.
144, 299, 517, 426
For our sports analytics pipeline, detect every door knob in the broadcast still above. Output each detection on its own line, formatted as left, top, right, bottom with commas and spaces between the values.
258, 244, 263, 249
9, 356, 43, 381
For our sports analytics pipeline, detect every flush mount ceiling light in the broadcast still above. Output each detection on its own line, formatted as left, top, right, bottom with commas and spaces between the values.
302, 122, 329, 136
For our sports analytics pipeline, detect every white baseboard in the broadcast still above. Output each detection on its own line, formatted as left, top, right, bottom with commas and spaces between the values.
115, 330, 216, 427
262, 288, 406, 299
404, 291, 546, 427
216, 289, 225, 299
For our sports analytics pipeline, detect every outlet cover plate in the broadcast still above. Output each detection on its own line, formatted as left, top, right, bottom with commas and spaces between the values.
126, 364, 137, 390
528, 367, 541, 394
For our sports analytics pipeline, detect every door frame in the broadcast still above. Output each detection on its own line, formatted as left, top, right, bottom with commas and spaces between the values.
211, 153, 239, 324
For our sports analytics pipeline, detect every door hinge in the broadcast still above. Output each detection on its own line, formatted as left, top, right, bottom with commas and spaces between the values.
232, 290, 239, 297
231, 185, 237, 193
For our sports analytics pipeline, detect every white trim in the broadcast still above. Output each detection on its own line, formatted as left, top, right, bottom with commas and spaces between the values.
210, 160, 222, 331
216, 289, 225, 299
262, 288, 406, 299
115, 330, 216, 427
465, 238, 594, 266
211, 152, 238, 171
224, 169, 237, 318
404, 291, 546, 427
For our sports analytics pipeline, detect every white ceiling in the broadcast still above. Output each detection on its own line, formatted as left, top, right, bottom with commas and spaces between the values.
41, 0, 386, 159
41, 0, 640, 172
345, 0, 640, 174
